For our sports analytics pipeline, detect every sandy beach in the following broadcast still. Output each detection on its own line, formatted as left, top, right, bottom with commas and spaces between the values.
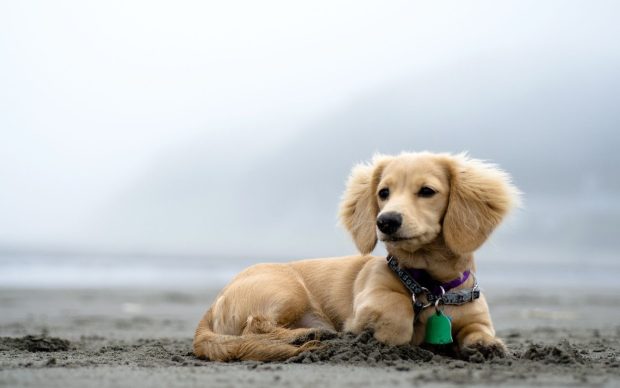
1, 286, 619, 387
2, 0, 619, 386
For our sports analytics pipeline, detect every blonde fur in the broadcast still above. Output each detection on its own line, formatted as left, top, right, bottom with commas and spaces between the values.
193, 152, 519, 361
339, 155, 392, 254
442, 153, 521, 255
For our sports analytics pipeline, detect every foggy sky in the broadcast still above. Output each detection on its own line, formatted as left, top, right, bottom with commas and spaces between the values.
1, 1, 619, 257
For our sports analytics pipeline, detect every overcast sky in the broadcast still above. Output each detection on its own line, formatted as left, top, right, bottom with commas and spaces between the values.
1, 1, 619, 254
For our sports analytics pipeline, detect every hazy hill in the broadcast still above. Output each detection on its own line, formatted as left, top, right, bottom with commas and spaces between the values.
93, 54, 620, 258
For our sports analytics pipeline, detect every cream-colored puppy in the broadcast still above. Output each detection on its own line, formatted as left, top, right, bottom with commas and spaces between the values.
194, 152, 519, 361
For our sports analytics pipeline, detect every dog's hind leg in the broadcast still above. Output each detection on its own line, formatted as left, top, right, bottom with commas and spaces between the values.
194, 310, 322, 361
196, 263, 335, 361
242, 315, 333, 346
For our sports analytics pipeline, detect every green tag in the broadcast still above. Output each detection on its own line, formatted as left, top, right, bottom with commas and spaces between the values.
424, 310, 453, 345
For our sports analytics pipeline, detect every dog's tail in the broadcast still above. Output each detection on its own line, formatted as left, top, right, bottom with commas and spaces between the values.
193, 309, 318, 361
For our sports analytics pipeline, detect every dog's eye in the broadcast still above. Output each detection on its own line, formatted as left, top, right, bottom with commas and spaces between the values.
418, 186, 436, 198
378, 188, 390, 200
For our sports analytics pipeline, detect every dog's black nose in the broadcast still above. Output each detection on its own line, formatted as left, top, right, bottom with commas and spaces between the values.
376, 212, 402, 235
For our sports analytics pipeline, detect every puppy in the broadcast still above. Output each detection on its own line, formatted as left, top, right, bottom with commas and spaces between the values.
193, 152, 519, 361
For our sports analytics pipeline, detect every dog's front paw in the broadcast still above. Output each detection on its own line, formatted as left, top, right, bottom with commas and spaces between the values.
459, 335, 506, 362
372, 319, 414, 346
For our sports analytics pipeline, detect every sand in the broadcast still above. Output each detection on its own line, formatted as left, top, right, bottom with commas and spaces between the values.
1, 287, 619, 387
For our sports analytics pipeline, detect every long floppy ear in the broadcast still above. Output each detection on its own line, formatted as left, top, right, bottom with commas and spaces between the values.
442, 154, 521, 255
339, 155, 391, 254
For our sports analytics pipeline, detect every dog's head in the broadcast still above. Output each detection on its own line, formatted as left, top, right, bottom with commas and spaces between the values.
339, 152, 520, 257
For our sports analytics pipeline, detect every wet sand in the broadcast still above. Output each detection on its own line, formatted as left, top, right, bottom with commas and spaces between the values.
0, 287, 619, 387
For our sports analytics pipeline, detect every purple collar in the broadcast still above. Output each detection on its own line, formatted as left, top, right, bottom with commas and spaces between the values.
405, 268, 471, 296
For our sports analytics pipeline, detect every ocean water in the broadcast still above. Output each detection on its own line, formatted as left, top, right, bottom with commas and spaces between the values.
0, 247, 617, 291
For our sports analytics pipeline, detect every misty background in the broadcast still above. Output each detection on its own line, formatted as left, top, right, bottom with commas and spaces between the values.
1, 1, 618, 288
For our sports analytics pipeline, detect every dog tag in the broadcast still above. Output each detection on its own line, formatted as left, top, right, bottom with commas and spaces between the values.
424, 310, 453, 345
